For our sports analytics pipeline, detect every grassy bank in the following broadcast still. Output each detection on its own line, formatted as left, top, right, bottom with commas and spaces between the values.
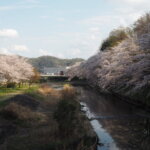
0, 83, 97, 150
0, 84, 39, 101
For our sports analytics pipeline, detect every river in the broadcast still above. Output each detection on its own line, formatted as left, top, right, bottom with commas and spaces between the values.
76, 86, 150, 150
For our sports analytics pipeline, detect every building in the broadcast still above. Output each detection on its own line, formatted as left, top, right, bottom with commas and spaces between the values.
42, 67, 67, 75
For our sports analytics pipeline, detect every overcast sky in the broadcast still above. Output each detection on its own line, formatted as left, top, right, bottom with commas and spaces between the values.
0, 0, 149, 59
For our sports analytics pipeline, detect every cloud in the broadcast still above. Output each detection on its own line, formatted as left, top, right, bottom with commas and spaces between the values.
40, 16, 65, 21
39, 49, 65, 58
65, 31, 101, 58
0, 29, 19, 38
0, 48, 11, 55
25, 0, 39, 3
80, 10, 145, 30
39, 49, 53, 56
72, 48, 81, 56
115, 0, 149, 5
55, 53, 65, 58
80, 16, 112, 26
80, 14, 139, 28
56, 17, 65, 22
13, 45, 28, 51
0, 6, 15, 11
107, 0, 149, 5
40, 15, 49, 19
0, 2, 45, 11
89, 27, 100, 32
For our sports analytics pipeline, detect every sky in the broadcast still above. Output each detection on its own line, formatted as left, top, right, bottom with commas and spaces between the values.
0, 0, 149, 59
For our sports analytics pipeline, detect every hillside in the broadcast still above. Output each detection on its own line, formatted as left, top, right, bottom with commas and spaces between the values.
29, 56, 84, 72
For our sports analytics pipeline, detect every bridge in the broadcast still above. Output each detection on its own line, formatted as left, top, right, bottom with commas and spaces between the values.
40, 74, 69, 81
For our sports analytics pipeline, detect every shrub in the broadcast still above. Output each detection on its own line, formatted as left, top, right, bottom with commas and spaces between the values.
54, 85, 78, 137
133, 12, 150, 50
38, 85, 60, 98
61, 84, 76, 100
54, 99, 78, 137
100, 28, 128, 51
133, 13, 150, 37
1, 102, 47, 122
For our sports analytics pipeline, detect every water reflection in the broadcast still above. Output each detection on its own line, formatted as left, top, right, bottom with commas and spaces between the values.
78, 87, 150, 150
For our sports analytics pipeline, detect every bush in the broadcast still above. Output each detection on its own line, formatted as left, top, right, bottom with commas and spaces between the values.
54, 99, 78, 137
133, 12, 150, 50
133, 13, 150, 37
38, 85, 61, 102
61, 84, 76, 100
1, 102, 47, 122
100, 28, 128, 51
54, 85, 78, 137
38, 85, 59, 96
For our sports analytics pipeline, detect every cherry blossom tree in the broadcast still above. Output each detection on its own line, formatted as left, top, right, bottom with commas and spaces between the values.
0, 55, 34, 86
67, 13, 150, 104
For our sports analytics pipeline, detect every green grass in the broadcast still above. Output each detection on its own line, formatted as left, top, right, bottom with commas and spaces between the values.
0, 84, 39, 101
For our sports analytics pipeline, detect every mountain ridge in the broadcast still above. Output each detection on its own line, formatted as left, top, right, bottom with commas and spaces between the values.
28, 55, 84, 72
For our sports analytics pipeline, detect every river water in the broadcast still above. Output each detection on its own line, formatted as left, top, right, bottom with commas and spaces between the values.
50, 82, 150, 150
77, 86, 150, 150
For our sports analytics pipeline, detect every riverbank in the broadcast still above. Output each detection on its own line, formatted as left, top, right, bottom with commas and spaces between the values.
0, 84, 39, 101
77, 85, 150, 150
74, 80, 150, 113
0, 83, 97, 150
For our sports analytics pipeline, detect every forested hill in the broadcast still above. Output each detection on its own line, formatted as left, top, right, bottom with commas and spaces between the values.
29, 56, 84, 72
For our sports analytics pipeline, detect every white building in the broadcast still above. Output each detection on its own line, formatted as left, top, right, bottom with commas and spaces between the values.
43, 67, 67, 75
